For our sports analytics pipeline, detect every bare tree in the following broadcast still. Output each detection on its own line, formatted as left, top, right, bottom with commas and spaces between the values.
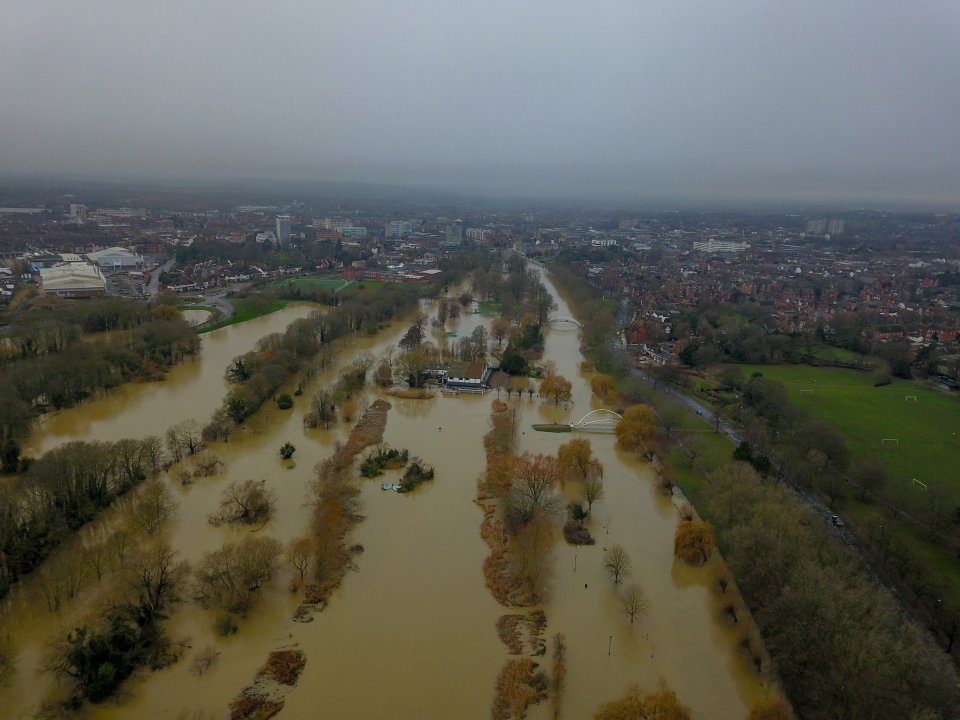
193, 536, 282, 612
505, 452, 562, 530
128, 479, 177, 535
208, 479, 276, 525
490, 370, 510, 398
603, 544, 631, 584
126, 543, 190, 613
582, 475, 604, 514
621, 584, 648, 624
286, 536, 313, 588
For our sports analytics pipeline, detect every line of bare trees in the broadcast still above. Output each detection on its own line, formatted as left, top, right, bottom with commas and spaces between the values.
0, 300, 199, 473
0, 436, 165, 601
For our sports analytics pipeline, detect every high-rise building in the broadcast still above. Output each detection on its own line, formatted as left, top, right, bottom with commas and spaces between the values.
827, 218, 845, 236
445, 222, 462, 244
276, 215, 292, 246
386, 220, 413, 238
69, 203, 87, 223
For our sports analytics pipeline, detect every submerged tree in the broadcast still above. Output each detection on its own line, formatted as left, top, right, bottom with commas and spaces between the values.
208, 479, 276, 525
539, 374, 572, 405
593, 681, 691, 720
674, 520, 715, 565
557, 438, 603, 483
603, 545, 631, 585
621, 584, 649, 624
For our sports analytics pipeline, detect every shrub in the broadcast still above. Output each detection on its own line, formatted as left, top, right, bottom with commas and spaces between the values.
359, 444, 409, 478
562, 521, 594, 545
399, 458, 435, 492
216, 613, 238, 636
276, 394, 294, 410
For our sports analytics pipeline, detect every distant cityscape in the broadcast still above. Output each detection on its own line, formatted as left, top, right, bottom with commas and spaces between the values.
1, 183, 958, 383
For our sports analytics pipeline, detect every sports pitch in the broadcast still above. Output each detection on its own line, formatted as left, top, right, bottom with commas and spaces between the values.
738, 365, 959, 495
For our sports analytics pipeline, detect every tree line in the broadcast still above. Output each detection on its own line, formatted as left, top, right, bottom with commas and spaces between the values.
707, 463, 956, 720
0, 299, 199, 473
732, 371, 960, 663
202, 278, 439, 440
0, 436, 164, 601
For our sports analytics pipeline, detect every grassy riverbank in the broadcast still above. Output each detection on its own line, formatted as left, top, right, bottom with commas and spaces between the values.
544, 262, 959, 719
198, 299, 288, 333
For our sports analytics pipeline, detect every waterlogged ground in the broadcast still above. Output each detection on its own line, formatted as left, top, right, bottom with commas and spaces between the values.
2, 276, 774, 719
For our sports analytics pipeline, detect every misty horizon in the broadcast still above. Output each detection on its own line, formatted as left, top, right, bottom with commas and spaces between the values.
2, 1, 959, 208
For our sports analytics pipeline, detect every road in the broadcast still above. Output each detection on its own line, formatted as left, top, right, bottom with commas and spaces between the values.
204, 291, 235, 322
146, 258, 174, 296
623, 358, 742, 445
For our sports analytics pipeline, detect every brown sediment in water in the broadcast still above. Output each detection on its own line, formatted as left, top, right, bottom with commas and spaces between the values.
298, 400, 391, 615
496, 611, 547, 656
479, 395, 553, 717
228, 647, 306, 720
491, 657, 549, 720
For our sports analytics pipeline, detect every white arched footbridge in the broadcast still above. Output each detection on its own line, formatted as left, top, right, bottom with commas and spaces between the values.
547, 315, 583, 328
571, 409, 622, 432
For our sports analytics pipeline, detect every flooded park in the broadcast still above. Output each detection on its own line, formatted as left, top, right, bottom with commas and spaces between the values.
1, 266, 775, 719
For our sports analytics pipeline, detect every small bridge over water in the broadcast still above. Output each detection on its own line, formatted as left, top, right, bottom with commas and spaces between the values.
534, 409, 621, 434
546, 315, 583, 328
571, 409, 621, 432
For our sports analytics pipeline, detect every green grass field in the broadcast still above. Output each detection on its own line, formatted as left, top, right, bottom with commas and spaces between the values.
736, 363, 960, 608
737, 364, 959, 494
197, 299, 287, 333
668, 431, 734, 515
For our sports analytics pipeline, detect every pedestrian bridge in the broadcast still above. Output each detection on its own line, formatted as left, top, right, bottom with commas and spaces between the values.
570, 409, 622, 432
547, 315, 583, 328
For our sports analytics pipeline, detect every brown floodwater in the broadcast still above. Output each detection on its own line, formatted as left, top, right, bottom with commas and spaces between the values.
2, 275, 775, 719
180, 308, 213, 327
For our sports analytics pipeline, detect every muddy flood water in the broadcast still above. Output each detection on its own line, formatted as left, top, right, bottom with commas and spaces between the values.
2, 270, 776, 719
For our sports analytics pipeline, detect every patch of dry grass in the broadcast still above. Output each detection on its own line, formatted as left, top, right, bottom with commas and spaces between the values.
260, 649, 306, 686
229, 692, 284, 720
491, 658, 548, 720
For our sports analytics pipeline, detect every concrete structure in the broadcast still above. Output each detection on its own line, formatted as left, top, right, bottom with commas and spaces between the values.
38, 264, 106, 296
340, 226, 368, 238
85, 246, 144, 269
827, 218, 845, 236
318, 217, 350, 230
386, 220, 413, 238
692, 239, 750, 253
256, 230, 277, 244
276, 215, 292, 247
445, 223, 462, 245
69, 204, 87, 222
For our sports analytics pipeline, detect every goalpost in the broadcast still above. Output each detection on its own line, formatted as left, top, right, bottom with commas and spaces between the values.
880, 438, 899, 447
799, 389, 813, 395
905, 395, 917, 403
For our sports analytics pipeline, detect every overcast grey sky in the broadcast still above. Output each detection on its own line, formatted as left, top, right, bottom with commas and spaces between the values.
2, 0, 958, 205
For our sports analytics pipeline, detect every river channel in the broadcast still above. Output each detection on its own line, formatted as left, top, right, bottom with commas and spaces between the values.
2, 270, 773, 719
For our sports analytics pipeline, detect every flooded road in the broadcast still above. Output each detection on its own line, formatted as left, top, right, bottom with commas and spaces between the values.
3, 274, 773, 719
